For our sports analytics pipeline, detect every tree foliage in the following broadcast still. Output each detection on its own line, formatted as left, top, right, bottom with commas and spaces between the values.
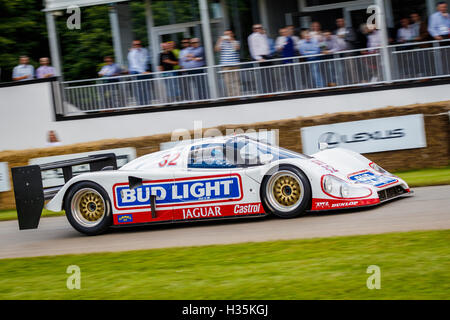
56, 5, 113, 80
0, 0, 254, 82
0, 0, 48, 82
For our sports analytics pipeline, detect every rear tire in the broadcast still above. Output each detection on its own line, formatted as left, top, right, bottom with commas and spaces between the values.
260, 165, 311, 219
64, 181, 112, 236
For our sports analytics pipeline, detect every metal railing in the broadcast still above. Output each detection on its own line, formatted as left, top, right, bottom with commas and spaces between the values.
214, 49, 384, 98
61, 40, 450, 116
390, 40, 450, 81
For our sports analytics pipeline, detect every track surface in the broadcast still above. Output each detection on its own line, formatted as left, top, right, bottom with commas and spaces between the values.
0, 186, 449, 259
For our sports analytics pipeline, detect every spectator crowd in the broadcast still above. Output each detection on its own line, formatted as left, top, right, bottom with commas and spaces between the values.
9, 2, 449, 102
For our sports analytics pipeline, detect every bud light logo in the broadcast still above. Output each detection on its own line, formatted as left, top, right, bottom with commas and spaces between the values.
113, 175, 242, 210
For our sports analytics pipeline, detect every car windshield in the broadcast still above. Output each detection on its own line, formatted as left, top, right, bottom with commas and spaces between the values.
225, 137, 309, 166
187, 136, 309, 169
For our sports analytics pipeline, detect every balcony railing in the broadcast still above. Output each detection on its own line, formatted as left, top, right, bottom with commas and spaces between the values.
61, 40, 449, 116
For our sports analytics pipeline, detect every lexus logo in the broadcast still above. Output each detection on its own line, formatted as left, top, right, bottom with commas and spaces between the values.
318, 132, 340, 148
318, 129, 405, 149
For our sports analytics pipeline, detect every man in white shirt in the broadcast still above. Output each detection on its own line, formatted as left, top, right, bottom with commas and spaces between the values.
363, 26, 381, 82
367, 27, 382, 49
335, 18, 356, 50
127, 40, 150, 75
397, 18, 414, 43
248, 24, 274, 93
310, 21, 324, 43
248, 24, 270, 61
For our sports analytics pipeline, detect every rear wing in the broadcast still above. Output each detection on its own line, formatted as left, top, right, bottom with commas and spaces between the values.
11, 153, 117, 230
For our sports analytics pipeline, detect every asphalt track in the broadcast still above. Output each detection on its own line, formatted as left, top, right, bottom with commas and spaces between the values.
0, 185, 449, 259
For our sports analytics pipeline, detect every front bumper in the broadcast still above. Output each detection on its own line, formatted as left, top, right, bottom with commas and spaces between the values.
378, 185, 412, 202
311, 185, 412, 211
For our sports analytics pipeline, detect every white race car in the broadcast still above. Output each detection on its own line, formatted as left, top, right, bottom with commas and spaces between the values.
11, 135, 412, 235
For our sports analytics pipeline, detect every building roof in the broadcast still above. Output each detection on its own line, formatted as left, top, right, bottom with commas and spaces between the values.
44, 0, 129, 11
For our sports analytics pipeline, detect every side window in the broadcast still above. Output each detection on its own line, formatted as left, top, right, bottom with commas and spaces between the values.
188, 144, 236, 169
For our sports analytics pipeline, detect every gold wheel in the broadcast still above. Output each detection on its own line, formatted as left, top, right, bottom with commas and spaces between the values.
71, 188, 106, 227
266, 170, 305, 213
78, 192, 104, 221
273, 175, 301, 206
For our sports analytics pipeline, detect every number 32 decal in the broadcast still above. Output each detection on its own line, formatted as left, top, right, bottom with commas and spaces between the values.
159, 153, 180, 167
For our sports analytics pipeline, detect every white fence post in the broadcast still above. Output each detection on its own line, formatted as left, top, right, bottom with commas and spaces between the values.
199, 0, 219, 100
376, 0, 393, 83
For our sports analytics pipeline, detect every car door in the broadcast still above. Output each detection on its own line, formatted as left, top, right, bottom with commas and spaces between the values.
113, 149, 182, 225
172, 142, 242, 221
227, 139, 268, 217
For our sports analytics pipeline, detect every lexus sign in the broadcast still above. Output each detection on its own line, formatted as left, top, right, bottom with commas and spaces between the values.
0, 162, 10, 192
301, 114, 427, 155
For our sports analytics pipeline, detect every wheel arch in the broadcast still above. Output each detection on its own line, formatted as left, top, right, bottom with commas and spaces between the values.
62, 180, 112, 213
259, 163, 313, 214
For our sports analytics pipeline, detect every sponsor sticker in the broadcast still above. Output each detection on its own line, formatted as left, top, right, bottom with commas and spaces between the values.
182, 206, 222, 219
312, 198, 380, 210
117, 214, 133, 223
113, 175, 242, 210
348, 171, 397, 188
234, 203, 262, 215
331, 201, 358, 208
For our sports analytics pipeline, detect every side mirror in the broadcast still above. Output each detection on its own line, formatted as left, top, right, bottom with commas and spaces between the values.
318, 142, 329, 151
258, 153, 274, 164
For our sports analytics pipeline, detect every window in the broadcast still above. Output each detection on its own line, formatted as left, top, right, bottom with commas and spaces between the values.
187, 138, 309, 169
224, 137, 309, 167
188, 143, 236, 169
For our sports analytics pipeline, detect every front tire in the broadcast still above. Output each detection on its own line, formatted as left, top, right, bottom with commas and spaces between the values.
261, 165, 311, 218
64, 181, 112, 236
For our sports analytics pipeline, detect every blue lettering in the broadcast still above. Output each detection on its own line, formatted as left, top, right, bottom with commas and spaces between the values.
115, 177, 241, 208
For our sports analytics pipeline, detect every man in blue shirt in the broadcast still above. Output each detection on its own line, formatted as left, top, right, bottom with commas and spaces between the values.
298, 32, 324, 88
182, 38, 206, 69
276, 27, 296, 63
184, 38, 207, 100
98, 56, 122, 78
12, 56, 34, 81
179, 38, 191, 70
98, 56, 123, 108
299, 32, 322, 58
275, 27, 297, 91
428, 2, 450, 40
127, 40, 151, 106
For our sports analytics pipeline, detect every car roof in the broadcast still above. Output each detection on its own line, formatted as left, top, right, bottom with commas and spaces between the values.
120, 135, 274, 171
187, 135, 270, 148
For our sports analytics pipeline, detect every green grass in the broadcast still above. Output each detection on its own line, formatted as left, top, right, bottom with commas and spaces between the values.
0, 165, 448, 222
0, 230, 449, 300
0, 209, 63, 222
394, 165, 450, 187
